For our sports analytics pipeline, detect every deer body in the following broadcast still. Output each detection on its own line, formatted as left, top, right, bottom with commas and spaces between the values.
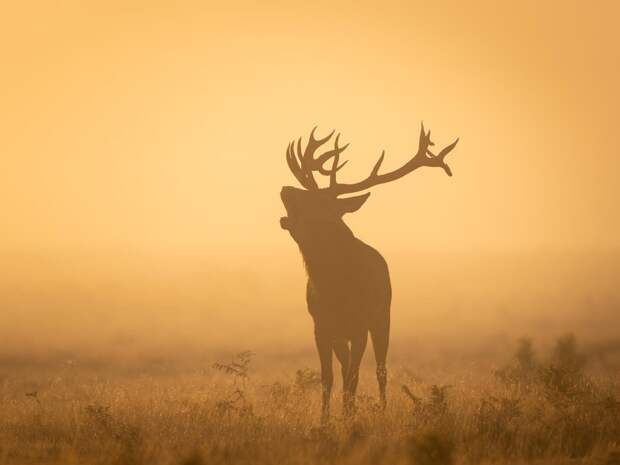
280, 124, 458, 421
304, 236, 390, 333
306, 235, 391, 419
301, 236, 390, 340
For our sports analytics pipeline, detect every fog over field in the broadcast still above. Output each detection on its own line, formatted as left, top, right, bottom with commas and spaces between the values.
1, 1, 619, 464
2, 247, 618, 363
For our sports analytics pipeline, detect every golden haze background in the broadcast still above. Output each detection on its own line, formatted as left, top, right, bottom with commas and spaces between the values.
1, 1, 619, 357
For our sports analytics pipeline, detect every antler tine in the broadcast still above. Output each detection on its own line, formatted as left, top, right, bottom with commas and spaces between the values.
425, 137, 459, 176
301, 129, 335, 189
309, 126, 335, 146
285, 127, 349, 190
326, 122, 459, 195
420, 122, 435, 147
302, 127, 335, 166
314, 134, 350, 175
328, 145, 350, 188
286, 141, 309, 189
329, 150, 340, 188
292, 136, 319, 189
288, 140, 320, 190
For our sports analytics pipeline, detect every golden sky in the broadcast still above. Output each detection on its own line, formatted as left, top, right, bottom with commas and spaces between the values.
2, 2, 620, 355
2, 0, 619, 260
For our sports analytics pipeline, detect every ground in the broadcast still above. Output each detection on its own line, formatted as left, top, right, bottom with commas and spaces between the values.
1, 336, 619, 465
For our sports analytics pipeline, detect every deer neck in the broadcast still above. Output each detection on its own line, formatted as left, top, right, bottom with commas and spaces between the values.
296, 222, 356, 284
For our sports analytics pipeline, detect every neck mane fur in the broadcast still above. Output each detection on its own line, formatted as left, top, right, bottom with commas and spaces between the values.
296, 222, 356, 283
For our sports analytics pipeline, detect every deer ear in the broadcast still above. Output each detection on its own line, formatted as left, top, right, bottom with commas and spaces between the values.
336, 192, 370, 215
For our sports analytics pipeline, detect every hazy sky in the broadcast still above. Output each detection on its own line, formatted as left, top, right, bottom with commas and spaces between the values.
2, 0, 619, 259
1, 1, 620, 353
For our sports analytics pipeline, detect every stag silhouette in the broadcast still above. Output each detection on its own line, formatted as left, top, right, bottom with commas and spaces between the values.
280, 123, 458, 421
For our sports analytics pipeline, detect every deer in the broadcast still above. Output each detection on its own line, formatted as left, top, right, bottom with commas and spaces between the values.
280, 123, 458, 422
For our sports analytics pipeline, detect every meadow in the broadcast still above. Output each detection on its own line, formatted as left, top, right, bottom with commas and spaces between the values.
1, 334, 619, 465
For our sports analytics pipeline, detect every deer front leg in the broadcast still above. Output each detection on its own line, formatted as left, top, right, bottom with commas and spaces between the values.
314, 329, 333, 424
333, 339, 350, 392
344, 331, 368, 417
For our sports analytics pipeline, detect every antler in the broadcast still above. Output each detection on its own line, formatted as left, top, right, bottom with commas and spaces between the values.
286, 127, 349, 190
285, 123, 459, 194
327, 123, 459, 195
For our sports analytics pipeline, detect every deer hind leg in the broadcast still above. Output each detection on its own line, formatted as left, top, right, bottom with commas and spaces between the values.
343, 331, 368, 417
333, 340, 350, 407
370, 314, 390, 409
314, 330, 333, 424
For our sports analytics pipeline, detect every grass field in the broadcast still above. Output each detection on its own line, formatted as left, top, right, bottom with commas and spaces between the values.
1, 335, 619, 465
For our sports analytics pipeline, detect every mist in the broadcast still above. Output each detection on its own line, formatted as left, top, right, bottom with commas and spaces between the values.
1, 0, 619, 372
2, 247, 618, 364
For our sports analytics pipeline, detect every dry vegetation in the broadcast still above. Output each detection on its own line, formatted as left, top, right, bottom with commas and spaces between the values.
1, 335, 619, 465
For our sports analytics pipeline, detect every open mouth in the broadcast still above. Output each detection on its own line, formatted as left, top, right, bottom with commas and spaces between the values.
280, 188, 295, 231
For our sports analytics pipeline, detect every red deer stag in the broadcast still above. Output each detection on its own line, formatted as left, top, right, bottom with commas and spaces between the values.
280, 123, 458, 421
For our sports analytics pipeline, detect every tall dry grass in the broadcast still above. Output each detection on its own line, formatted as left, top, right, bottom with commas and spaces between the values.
1, 335, 619, 465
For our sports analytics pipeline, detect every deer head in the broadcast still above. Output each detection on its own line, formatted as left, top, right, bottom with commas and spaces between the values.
280, 123, 459, 245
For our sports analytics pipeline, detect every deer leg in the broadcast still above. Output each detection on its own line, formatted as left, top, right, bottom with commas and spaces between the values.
370, 315, 390, 410
333, 340, 350, 407
344, 332, 368, 417
314, 329, 333, 424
